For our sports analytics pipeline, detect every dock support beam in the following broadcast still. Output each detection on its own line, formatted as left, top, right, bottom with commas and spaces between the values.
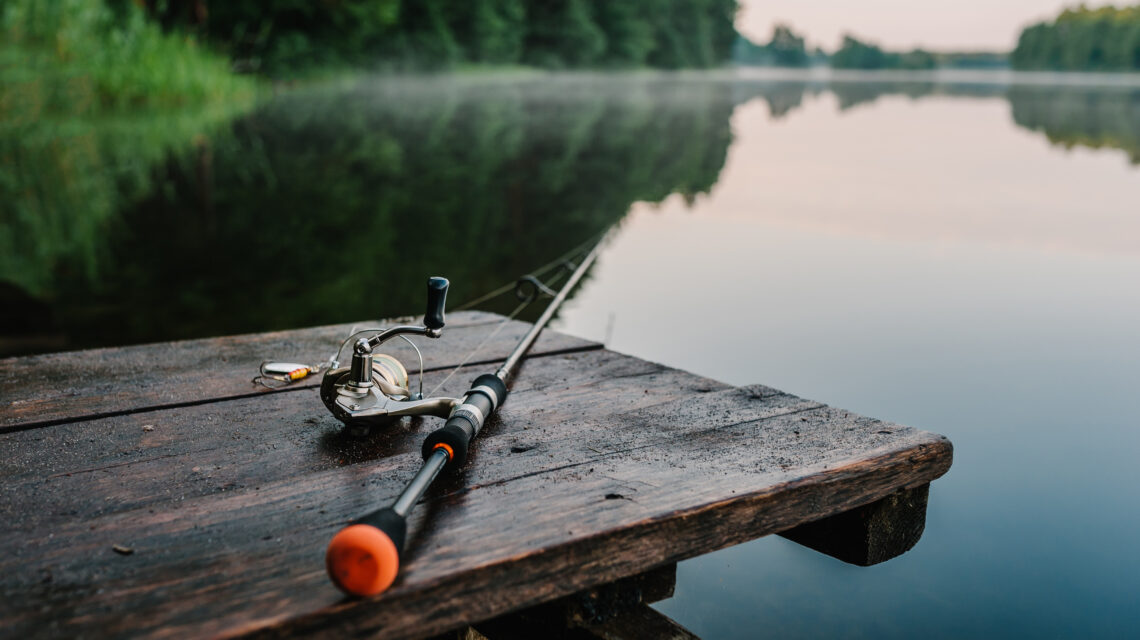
780, 484, 930, 566
437, 484, 933, 640
457, 564, 698, 640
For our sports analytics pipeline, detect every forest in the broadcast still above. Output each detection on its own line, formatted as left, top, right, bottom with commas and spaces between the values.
136, 0, 739, 73
733, 27, 999, 70
1, 0, 739, 114
1013, 5, 1140, 71
732, 25, 815, 67
737, 6, 1140, 73
829, 35, 935, 70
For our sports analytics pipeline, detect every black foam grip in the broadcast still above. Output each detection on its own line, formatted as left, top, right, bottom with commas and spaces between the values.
470, 373, 508, 409
424, 277, 449, 330
355, 507, 407, 557
423, 422, 473, 466
421, 377, 505, 467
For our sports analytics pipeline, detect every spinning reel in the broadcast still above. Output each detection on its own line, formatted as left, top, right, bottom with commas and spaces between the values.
319, 277, 461, 435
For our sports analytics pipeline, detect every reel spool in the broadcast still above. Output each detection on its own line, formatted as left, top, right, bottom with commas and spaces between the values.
371, 353, 411, 394
320, 278, 460, 435
320, 354, 415, 435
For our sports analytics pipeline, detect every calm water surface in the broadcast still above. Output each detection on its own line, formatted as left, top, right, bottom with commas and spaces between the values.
3, 71, 1139, 637
556, 76, 1140, 638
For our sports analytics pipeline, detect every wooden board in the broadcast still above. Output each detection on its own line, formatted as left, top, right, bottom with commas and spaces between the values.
0, 311, 598, 432
0, 316, 953, 639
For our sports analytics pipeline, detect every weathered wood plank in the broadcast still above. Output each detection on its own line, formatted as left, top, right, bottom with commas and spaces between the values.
0, 350, 722, 535
780, 483, 930, 566
0, 341, 952, 639
0, 311, 600, 432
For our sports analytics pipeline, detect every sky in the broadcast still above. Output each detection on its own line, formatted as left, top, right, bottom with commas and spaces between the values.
736, 1, 1113, 51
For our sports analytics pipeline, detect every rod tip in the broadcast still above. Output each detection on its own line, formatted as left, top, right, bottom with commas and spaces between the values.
326, 524, 400, 597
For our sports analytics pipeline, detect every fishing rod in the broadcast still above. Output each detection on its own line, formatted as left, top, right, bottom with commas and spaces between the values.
323, 234, 607, 597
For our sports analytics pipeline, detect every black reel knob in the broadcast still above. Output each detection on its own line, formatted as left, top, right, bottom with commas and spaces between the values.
425, 277, 449, 330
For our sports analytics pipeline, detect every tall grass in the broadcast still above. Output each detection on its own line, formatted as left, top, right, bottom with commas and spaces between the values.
0, 0, 255, 120
1, 2, 257, 299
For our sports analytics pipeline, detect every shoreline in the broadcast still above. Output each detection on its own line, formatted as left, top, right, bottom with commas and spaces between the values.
727, 65, 1140, 88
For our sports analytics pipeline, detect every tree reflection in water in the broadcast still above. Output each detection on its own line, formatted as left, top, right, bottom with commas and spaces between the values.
3, 73, 1138, 355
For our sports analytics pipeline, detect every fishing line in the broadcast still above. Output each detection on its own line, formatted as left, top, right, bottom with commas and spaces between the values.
424, 242, 582, 397
423, 300, 529, 398
253, 229, 605, 393
453, 228, 608, 311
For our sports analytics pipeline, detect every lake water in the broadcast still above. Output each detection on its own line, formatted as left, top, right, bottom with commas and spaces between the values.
3, 69, 1139, 637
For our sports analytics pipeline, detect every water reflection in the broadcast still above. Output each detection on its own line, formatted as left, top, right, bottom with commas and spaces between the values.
2, 72, 1140, 355
739, 76, 1140, 165
1, 76, 736, 352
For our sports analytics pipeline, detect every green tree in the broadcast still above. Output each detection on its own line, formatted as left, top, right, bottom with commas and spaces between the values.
592, 0, 656, 66
829, 34, 935, 70
733, 24, 808, 67
523, 0, 606, 68
133, 0, 739, 73
1012, 5, 1140, 71
767, 24, 808, 66
830, 34, 888, 69
897, 48, 936, 70
465, 0, 526, 63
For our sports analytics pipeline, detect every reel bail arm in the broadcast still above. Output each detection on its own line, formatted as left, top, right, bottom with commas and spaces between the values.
345, 277, 448, 392
322, 277, 458, 428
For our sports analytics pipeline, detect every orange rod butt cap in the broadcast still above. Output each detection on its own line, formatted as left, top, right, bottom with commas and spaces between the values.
326, 524, 400, 597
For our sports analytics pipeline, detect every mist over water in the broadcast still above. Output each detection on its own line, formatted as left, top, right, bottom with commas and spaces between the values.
3, 70, 1139, 637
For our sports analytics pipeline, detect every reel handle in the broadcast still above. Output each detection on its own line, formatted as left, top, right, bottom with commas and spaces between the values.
424, 277, 448, 330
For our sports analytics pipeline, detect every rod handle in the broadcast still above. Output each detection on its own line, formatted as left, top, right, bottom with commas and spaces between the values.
424, 277, 449, 330
422, 375, 506, 467
326, 507, 407, 597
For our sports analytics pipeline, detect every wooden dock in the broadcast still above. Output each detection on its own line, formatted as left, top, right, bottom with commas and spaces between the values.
0, 311, 952, 639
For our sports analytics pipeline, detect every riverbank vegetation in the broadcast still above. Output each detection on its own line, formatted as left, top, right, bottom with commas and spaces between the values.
733, 25, 814, 67
137, 0, 739, 73
733, 26, 1006, 70
830, 35, 935, 70
0, 0, 254, 116
1013, 5, 1140, 71
3, 0, 740, 117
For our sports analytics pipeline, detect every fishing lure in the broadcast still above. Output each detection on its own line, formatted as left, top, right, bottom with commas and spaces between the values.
256, 361, 323, 384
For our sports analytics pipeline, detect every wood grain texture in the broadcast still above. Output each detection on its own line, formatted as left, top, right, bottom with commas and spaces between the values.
0, 320, 953, 640
0, 311, 599, 432
0, 349, 721, 536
